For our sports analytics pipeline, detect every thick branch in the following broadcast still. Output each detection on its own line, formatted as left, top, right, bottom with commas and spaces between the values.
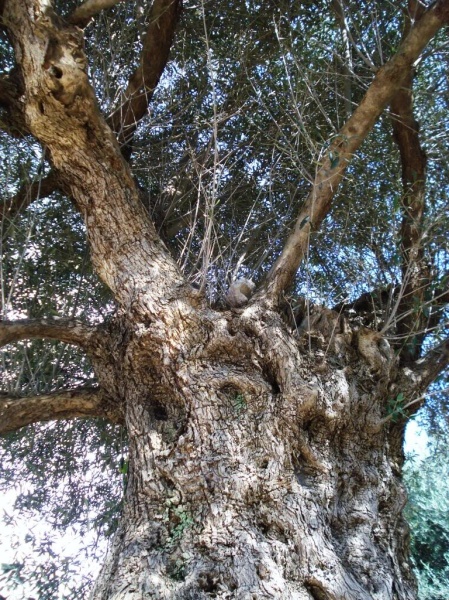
264, 0, 449, 303
330, 0, 354, 117
390, 1, 429, 361
0, 318, 98, 349
4, 0, 189, 314
108, 0, 182, 151
0, 387, 123, 435
412, 337, 449, 392
68, 0, 125, 27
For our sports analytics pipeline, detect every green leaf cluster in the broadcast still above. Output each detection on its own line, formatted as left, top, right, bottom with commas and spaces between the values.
404, 448, 449, 599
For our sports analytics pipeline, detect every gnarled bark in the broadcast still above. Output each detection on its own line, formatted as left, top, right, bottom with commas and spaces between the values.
89, 302, 419, 599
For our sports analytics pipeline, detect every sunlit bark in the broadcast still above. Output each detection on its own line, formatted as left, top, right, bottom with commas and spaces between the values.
265, 0, 449, 302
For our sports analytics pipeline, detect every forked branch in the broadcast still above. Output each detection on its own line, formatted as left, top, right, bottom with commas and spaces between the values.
0, 387, 123, 435
263, 0, 449, 304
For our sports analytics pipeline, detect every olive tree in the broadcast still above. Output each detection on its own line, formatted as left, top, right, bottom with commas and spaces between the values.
1, 0, 449, 598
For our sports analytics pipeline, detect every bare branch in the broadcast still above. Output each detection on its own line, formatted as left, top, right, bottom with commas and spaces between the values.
0, 318, 99, 350
0, 170, 60, 223
263, 0, 449, 304
108, 0, 182, 152
68, 0, 126, 27
0, 387, 123, 435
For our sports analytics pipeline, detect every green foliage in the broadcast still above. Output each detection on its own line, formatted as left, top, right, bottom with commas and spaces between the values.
387, 392, 409, 423
233, 393, 247, 417
163, 500, 194, 550
404, 448, 449, 600
0, 420, 126, 597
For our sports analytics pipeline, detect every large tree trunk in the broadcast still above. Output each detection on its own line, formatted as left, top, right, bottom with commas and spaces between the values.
88, 303, 414, 600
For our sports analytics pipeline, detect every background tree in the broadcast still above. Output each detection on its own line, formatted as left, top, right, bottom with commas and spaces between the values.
404, 444, 449, 600
1, 0, 449, 598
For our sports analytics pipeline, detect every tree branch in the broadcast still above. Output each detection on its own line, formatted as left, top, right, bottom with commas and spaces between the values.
0, 170, 60, 223
412, 337, 449, 392
0, 71, 29, 137
0, 387, 123, 435
4, 0, 188, 314
68, 0, 126, 27
108, 0, 182, 153
390, 0, 429, 361
0, 318, 99, 350
263, 0, 449, 304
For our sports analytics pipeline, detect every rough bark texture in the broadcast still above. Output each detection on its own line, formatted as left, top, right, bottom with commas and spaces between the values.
86, 302, 420, 600
0, 387, 122, 434
2, 1, 449, 598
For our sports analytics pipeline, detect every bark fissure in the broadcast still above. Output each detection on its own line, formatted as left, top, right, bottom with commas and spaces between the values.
87, 300, 416, 599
